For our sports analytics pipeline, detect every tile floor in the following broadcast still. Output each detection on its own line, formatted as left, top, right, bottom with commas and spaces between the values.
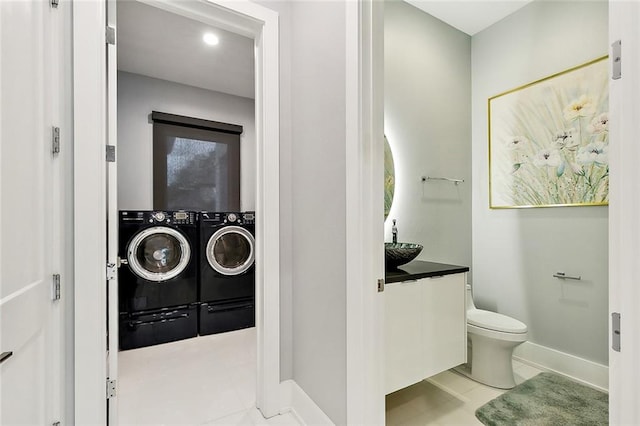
119, 329, 543, 426
118, 327, 300, 425
385, 360, 545, 425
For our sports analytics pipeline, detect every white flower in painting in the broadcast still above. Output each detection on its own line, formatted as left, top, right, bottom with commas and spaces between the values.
570, 162, 586, 176
563, 95, 595, 121
532, 148, 563, 168
577, 142, 608, 165
506, 136, 528, 150
587, 112, 609, 134
554, 128, 579, 150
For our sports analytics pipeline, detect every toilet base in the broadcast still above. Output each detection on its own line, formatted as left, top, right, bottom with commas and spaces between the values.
453, 364, 515, 390
465, 332, 525, 389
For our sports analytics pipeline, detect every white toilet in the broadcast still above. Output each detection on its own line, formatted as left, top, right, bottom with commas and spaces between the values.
463, 285, 528, 389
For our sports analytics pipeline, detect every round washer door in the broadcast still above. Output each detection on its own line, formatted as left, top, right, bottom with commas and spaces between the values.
127, 226, 192, 282
206, 226, 255, 276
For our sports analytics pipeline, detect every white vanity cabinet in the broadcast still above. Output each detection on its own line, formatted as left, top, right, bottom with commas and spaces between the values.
385, 272, 467, 394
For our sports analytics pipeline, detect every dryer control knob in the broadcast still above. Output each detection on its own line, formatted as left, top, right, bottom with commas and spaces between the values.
153, 212, 166, 222
227, 213, 237, 222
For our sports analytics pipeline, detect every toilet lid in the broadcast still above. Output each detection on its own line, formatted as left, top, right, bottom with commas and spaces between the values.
467, 309, 527, 333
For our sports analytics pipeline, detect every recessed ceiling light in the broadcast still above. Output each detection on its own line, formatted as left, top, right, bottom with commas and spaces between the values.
203, 33, 219, 46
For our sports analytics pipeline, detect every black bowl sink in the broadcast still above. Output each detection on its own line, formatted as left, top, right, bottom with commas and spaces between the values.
385, 242, 423, 269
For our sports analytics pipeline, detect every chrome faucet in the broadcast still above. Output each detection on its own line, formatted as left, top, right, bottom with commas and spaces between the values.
392, 219, 398, 244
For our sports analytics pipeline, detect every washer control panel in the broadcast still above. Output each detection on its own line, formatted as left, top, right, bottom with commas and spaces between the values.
119, 210, 196, 225
171, 211, 196, 225
152, 212, 166, 222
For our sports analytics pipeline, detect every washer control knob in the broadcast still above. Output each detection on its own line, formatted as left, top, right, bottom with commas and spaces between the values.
153, 212, 166, 222
227, 213, 237, 223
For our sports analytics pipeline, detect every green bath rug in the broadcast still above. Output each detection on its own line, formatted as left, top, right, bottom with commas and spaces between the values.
475, 372, 608, 426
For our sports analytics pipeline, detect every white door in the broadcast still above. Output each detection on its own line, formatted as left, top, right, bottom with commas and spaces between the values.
608, 1, 640, 424
0, 1, 60, 424
106, 0, 119, 423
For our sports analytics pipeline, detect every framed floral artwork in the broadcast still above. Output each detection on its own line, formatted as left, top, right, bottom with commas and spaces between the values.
489, 56, 609, 208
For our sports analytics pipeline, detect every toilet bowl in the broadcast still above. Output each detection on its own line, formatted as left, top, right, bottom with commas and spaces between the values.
462, 285, 527, 389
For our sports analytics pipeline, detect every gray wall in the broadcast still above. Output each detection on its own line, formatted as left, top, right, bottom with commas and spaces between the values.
258, 1, 348, 422
289, 1, 347, 424
117, 71, 256, 211
471, 1, 609, 364
384, 1, 472, 271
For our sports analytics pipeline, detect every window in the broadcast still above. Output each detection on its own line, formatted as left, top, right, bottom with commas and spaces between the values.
152, 111, 242, 211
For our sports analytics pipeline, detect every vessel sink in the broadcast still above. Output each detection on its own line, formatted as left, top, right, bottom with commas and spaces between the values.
385, 242, 423, 269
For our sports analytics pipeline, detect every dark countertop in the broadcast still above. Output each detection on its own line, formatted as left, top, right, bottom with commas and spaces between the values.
385, 260, 469, 284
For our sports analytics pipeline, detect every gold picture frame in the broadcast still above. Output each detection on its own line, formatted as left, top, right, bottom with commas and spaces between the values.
489, 56, 609, 209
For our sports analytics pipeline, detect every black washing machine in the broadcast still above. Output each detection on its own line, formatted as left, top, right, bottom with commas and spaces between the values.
198, 211, 255, 335
119, 304, 198, 351
118, 210, 198, 349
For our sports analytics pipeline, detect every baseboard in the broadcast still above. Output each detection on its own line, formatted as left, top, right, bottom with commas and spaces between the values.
279, 380, 335, 425
513, 341, 608, 392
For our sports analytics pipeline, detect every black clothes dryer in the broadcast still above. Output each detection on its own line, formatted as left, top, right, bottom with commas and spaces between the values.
118, 210, 198, 349
198, 211, 255, 335
199, 298, 255, 336
198, 211, 255, 302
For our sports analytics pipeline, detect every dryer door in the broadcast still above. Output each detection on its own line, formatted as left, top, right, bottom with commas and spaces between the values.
206, 226, 255, 276
127, 226, 191, 282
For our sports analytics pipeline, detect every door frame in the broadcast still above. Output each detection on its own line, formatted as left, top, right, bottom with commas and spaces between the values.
345, 0, 385, 424
72, 0, 281, 423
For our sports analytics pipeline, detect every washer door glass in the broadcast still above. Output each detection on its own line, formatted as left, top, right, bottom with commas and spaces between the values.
206, 226, 255, 276
127, 227, 191, 282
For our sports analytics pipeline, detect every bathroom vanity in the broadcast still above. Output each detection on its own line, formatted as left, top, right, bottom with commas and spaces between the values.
385, 261, 469, 394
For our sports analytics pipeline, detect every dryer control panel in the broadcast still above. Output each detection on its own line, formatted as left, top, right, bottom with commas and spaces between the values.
242, 211, 255, 225
199, 211, 255, 225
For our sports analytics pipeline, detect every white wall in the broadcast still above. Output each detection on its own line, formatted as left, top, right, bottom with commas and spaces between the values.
117, 71, 256, 211
384, 1, 472, 270
472, 1, 609, 365
289, 1, 347, 424
257, 1, 349, 421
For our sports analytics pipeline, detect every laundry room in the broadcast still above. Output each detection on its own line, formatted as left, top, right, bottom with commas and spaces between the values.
114, 1, 259, 423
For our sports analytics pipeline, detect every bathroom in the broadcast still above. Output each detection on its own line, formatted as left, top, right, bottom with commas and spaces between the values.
384, 0, 609, 423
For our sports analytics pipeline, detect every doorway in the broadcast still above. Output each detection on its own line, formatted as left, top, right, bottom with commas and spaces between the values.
115, 3, 257, 422
381, 0, 618, 424
72, 0, 281, 423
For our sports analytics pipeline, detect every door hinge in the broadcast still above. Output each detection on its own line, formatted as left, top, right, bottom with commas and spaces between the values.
377, 278, 385, 293
106, 145, 116, 162
106, 379, 117, 399
52, 274, 61, 301
52, 126, 60, 155
106, 263, 117, 280
612, 312, 621, 352
612, 40, 621, 80
106, 26, 116, 46
50, 0, 59, 8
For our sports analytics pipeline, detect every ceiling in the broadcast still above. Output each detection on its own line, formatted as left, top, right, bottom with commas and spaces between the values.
117, 1, 533, 99
404, 0, 534, 36
117, 1, 255, 99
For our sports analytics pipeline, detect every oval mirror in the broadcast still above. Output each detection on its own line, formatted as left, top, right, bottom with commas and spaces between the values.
384, 136, 395, 219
